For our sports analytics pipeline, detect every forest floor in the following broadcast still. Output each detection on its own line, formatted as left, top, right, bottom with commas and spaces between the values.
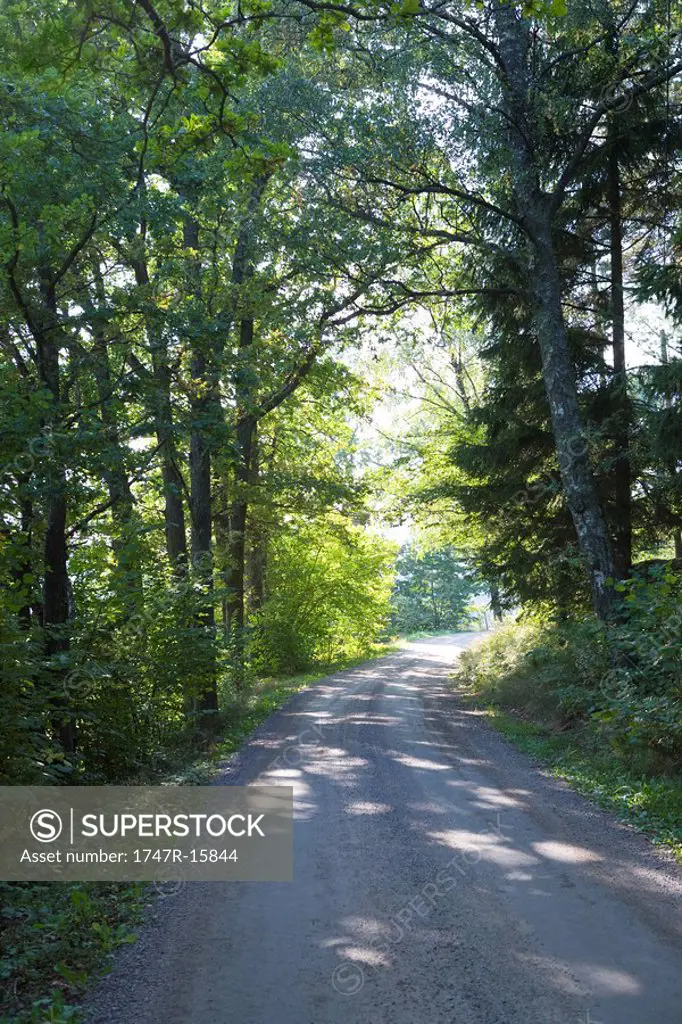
82, 635, 682, 1024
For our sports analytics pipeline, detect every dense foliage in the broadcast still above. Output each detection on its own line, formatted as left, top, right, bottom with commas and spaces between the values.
0, 2, 407, 785
455, 567, 682, 855
389, 544, 479, 634
2, 0, 682, 1018
2, 0, 680, 781
459, 567, 682, 773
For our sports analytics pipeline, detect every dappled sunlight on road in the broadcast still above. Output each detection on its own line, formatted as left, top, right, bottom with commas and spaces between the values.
388, 752, 452, 771
87, 633, 682, 1024
515, 953, 643, 997
532, 840, 603, 865
344, 801, 393, 816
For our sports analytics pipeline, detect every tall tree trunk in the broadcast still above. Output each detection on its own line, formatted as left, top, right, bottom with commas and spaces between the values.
607, 104, 632, 579
90, 280, 141, 598
494, 5, 617, 619
660, 330, 682, 556
246, 422, 266, 612
93, 336, 136, 542
183, 215, 218, 716
37, 276, 76, 754
222, 182, 267, 688
152, 344, 189, 570
530, 219, 616, 618
225, 401, 256, 692
131, 252, 188, 569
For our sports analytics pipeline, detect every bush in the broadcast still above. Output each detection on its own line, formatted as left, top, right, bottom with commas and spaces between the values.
0, 614, 60, 785
69, 559, 232, 781
251, 521, 396, 675
597, 567, 682, 770
457, 617, 610, 726
457, 566, 682, 774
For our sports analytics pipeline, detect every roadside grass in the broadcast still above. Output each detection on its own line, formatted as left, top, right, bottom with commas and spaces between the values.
455, 624, 682, 863
0, 883, 147, 1024
1, 641, 399, 1024
483, 709, 682, 860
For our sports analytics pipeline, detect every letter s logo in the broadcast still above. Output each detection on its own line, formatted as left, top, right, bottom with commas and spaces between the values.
30, 809, 63, 843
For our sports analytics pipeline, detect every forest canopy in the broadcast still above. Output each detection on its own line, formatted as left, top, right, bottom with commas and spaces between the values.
1, 0, 681, 791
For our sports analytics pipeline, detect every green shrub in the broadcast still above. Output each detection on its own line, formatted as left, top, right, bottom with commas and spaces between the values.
457, 566, 682, 773
457, 617, 610, 726
597, 566, 682, 771
251, 521, 396, 675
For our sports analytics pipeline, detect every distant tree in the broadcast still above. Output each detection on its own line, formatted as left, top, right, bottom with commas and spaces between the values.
390, 545, 478, 634
255, 520, 396, 674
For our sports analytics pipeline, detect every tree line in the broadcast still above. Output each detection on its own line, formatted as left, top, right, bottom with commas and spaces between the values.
1, 0, 681, 784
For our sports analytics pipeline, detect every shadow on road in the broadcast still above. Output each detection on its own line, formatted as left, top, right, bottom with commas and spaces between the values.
86, 632, 682, 1024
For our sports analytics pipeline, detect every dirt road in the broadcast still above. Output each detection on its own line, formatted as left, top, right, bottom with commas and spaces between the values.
86, 635, 682, 1023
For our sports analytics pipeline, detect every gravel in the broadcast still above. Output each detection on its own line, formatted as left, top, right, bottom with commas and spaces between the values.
84, 634, 682, 1024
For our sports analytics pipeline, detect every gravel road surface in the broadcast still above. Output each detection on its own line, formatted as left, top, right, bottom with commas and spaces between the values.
85, 634, 682, 1024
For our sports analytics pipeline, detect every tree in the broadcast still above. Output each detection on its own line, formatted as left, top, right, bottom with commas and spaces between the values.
293, 0, 681, 617
390, 544, 478, 634
0, 0, 411, 772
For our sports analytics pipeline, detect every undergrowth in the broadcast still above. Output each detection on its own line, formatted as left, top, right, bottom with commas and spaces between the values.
455, 586, 682, 861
